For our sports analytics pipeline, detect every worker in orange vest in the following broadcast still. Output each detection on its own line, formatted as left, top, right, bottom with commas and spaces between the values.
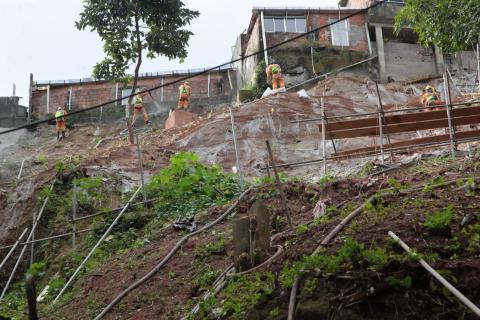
178, 81, 192, 111
55, 106, 67, 141
421, 85, 441, 111
131, 88, 150, 127
266, 63, 285, 90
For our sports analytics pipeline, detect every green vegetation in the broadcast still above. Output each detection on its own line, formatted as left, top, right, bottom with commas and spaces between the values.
387, 276, 412, 290
244, 60, 269, 98
423, 205, 454, 231
76, 0, 199, 118
395, 0, 480, 53
147, 152, 241, 220
279, 237, 394, 289
193, 273, 275, 320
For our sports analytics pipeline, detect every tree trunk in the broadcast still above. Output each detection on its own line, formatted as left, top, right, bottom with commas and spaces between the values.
125, 4, 143, 144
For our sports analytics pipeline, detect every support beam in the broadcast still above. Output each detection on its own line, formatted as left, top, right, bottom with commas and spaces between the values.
46, 85, 50, 114
260, 11, 269, 66
375, 25, 386, 83
28, 74, 33, 124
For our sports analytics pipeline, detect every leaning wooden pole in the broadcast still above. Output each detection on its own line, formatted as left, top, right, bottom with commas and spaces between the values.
265, 140, 294, 230
443, 72, 456, 157
0, 228, 28, 273
388, 231, 480, 317
321, 97, 327, 176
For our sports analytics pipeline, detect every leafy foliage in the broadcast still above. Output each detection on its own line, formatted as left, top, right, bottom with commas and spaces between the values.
395, 0, 480, 53
195, 273, 275, 320
146, 152, 241, 219
423, 205, 454, 231
280, 237, 395, 289
76, 0, 199, 82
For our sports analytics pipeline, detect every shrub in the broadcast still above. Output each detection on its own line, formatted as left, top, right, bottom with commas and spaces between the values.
146, 152, 241, 220
423, 205, 454, 231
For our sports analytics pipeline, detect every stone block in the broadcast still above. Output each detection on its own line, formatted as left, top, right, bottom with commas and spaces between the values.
164, 109, 198, 129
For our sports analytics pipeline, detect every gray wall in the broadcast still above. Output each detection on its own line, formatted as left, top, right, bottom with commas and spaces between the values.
0, 97, 27, 127
382, 41, 437, 81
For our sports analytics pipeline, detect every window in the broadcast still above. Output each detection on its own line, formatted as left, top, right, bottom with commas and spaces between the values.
330, 20, 349, 46
264, 16, 306, 33
264, 17, 274, 32
274, 17, 285, 32
295, 18, 306, 33
286, 18, 296, 32
121, 88, 132, 106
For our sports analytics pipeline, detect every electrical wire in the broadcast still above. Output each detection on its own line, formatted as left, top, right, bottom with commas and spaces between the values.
0, 0, 387, 136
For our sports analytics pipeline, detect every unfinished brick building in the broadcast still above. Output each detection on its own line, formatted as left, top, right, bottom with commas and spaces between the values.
30, 67, 236, 122
232, 6, 371, 89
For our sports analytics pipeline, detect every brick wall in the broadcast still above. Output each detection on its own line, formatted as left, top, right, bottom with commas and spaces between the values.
32, 70, 235, 118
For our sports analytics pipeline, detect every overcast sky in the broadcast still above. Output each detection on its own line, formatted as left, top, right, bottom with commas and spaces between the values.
0, 0, 339, 105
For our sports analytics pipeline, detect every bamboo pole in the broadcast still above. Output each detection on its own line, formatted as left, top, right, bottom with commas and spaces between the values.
17, 159, 26, 180
321, 97, 327, 176
1, 238, 29, 300
388, 231, 480, 317
375, 82, 394, 161
229, 106, 245, 190
443, 72, 456, 157
0, 228, 28, 273
0, 228, 93, 251
53, 187, 142, 304
72, 179, 77, 250
30, 183, 54, 266
135, 134, 147, 203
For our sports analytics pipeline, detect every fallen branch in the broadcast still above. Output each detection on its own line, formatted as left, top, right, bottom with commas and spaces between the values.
388, 231, 480, 317
94, 188, 252, 320
237, 245, 284, 275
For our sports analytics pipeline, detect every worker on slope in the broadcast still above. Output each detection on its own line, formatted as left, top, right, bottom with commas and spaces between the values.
266, 63, 285, 90
55, 106, 67, 141
178, 81, 192, 111
421, 85, 441, 111
131, 88, 150, 127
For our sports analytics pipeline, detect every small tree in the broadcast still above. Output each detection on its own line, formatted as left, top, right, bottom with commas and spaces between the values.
76, 0, 199, 117
394, 0, 480, 53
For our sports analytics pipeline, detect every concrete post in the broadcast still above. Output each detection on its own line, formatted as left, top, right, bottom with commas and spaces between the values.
260, 11, 269, 66
28, 74, 33, 124
434, 45, 445, 75
375, 25, 386, 82
250, 200, 271, 265
233, 216, 251, 272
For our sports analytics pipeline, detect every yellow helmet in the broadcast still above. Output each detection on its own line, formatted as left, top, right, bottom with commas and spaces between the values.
425, 85, 435, 92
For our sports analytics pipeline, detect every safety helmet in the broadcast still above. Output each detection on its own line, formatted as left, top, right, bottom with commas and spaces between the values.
57, 107, 62, 110
425, 85, 435, 92
184, 81, 190, 85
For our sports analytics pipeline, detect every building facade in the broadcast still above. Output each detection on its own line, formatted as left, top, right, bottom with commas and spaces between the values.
232, 7, 371, 90
31, 67, 236, 121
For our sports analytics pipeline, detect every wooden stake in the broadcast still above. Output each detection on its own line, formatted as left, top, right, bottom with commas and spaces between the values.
265, 140, 294, 230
